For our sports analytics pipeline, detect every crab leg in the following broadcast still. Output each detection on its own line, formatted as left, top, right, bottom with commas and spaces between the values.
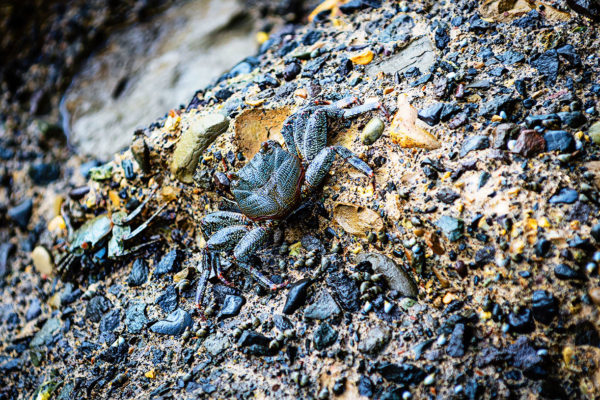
122, 187, 158, 224
200, 211, 250, 237
237, 262, 288, 291
233, 226, 271, 262
123, 203, 168, 241
281, 114, 299, 157
305, 145, 373, 190
195, 250, 213, 306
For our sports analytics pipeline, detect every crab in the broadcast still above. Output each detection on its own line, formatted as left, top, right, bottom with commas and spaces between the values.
56, 188, 166, 278
195, 97, 386, 305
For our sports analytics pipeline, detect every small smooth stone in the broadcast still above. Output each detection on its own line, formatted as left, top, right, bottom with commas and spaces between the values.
589, 288, 600, 306
361, 117, 385, 145
31, 246, 54, 275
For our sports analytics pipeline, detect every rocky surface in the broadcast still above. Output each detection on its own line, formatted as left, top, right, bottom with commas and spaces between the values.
2, 0, 600, 399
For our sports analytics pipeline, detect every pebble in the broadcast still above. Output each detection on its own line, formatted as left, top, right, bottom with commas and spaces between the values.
511, 129, 545, 157
589, 288, 600, 306
30, 317, 61, 348
313, 323, 338, 350
7, 199, 33, 229
150, 308, 192, 336
155, 250, 180, 276
549, 188, 578, 204
283, 278, 312, 315
85, 295, 112, 323
355, 253, 418, 297
446, 323, 467, 357
417, 103, 444, 126
283, 62, 301, 81
567, 0, 600, 21
361, 117, 385, 145
436, 216, 464, 242
590, 121, 600, 145
358, 376, 374, 397
377, 362, 426, 385
554, 263, 584, 280
28, 163, 60, 185
358, 325, 391, 355
544, 130, 574, 153
508, 308, 533, 333
203, 333, 231, 356
156, 285, 178, 313
125, 300, 148, 333
219, 295, 245, 319
99, 309, 121, 333
127, 259, 148, 286
31, 246, 54, 276
531, 290, 557, 325
460, 135, 489, 157
26, 298, 41, 321
304, 289, 340, 320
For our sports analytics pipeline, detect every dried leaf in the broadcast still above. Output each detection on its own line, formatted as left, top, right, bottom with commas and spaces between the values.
333, 203, 383, 237
349, 49, 374, 65
390, 94, 440, 150
233, 107, 290, 158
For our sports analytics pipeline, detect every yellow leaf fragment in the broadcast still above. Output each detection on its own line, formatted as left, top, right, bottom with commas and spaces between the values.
390, 94, 440, 150
349, 49, 374, 65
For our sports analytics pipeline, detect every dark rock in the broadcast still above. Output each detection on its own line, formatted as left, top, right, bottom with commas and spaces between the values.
479, 94, 514, 117
150, 308, 192, 336
530, 50, 559, 85
313, 323, 338, 350
460, 135, 489, 157
557, 111, 586, 128
99, 309, 121, 333
273, 314, 293, 332
544, 131, 574, 153
283, 62, 301, 81
283, 278, 312, 315
440, 103, 461, 122
125, 300, 148, 333
30, 318, 61, 348
355, 253, 418, 297
301, 56, 327, 78
507, 336, 544, 376
512, 129, 545, 157
591, 223, 600, 242
28, 163, 60, 185
474, 246, 495, 266
7, 199, 33, 229
436, 215, 464, 242
489, 67, 507, 77
549, 188, 578, 204
524, 113, 559, 128
417, 103, 444, 126
26, 298, 41, 321
554, 263, 585, 280
155, 250, 180, 275
339, 0, 381, 14
327, 272, 360, 312
302, 30, 321, 46
566, 0, 600, 21
219, 295, 245, 319
85, 296, 112, 323
156, 285, 178, 313
434, 24, 450, 50
377, 363, 426, 385
476, 346, 507, 367
493, 123, 518, 149
513, 10, 542, 28
531, 290, 557, 325
127, 259, 148, 286
0, 242, 14, 278
534, 238, 551, 257
498, 50, 524, 65
436, 188, 460, 204
469, 16, 492, 32
99, 341, 128, 364
304, 289, 340, 320
358, 376, 374, 397
446, 323, 467, 357
358, 326, 391, 355
508, 308, 534, 333
238, 330, 270, 347
573, 321, 600, 347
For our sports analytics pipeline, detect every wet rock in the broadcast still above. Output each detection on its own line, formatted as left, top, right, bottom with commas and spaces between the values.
304, 289, 340, 320
557, 111, 586, 128
31, 246, 54, 275
150, 308, 192, 336
549, 188, 578, 204
544, 131, 574, 153
531, 290, 557, 325
460, 135, 489, 157
99, 340, 129, 364
436, 216, 464, 242
28, 163, 60, 185
511, 129, 545, 157
436, 188, 460, 204
86, 295, 112, 323
358, 325, 391, 355
99, 309, 121, 333
313, 323, 338, 350
171, 114, 230, 184
566, 0, 600, 21
355, 253, 418, 297
479, 94, 514, 117
530, 50, 559, 85
446, 323, 467, 357
475, 247, 495, 266
554, 263, 585, 280
283, 62, 301, 81
434, 24, 450, 50
156, 285, 178, 313
508, 308, 534, 333
219, 295, 245, 319
125, 300, 148, 333
534, 238, 551, 257
7, 198, 33, 229
127, 259, 148, 286
417, 103, 444, 126
204, 332, 230, 356
26, 298, 41, 321
377, 363, 426, 385
238, 330, 270, 347
155, 250, 180, 276
30, 318, 61, 348
0, 242, 14, 278
283, 279, 312, 315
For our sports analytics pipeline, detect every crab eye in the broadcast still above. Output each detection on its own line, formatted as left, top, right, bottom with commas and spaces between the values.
81, 242, 89, 250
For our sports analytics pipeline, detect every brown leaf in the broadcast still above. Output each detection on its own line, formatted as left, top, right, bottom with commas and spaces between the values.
390, 94, 440, 150
233, 107, 290, 158
333, 203, 383, 237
